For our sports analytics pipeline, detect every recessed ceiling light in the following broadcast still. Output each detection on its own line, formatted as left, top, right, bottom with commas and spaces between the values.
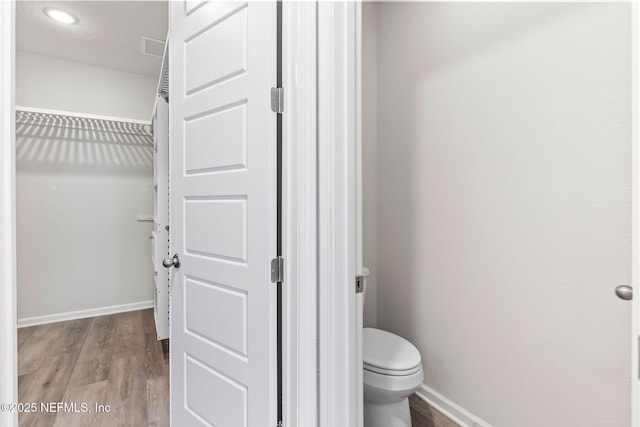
44, 8, 78, 25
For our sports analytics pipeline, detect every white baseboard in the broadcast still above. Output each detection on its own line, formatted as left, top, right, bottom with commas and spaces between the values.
17, 300, 154, 328
415, 384, 492, 427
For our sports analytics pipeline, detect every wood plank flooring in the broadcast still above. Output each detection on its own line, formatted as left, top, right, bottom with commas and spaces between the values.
410, 394, 461, 427
17, 309, 169, 427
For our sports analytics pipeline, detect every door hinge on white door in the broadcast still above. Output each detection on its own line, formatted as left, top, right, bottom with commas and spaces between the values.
271, 256, 284, 283
271, 87, 284, 114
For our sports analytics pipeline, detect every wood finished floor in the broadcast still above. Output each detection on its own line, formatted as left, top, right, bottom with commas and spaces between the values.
17, 309, 169, 427
410, 394, 460, 427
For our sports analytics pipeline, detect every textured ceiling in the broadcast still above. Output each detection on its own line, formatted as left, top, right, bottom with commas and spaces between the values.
17, 1, 168, 78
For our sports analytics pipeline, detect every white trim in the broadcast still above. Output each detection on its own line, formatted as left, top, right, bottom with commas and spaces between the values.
282, 2, 318, 426
17, 300, 154, 329
353, 3, 364, 426
631, 2, 640, 425
0, 2, 17, 426
415, 384, 492, 427
15, 105, 151, 126
317, 2, 359, 426
354, 3, 363, 279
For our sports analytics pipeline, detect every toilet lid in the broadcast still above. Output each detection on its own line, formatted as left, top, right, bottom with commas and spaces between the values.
363, 328, 421, 374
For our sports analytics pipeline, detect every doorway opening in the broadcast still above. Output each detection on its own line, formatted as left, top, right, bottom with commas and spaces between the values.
14, 2, 169, 425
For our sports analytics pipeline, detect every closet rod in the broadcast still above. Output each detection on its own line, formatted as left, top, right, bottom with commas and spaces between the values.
15, 106, 153, 138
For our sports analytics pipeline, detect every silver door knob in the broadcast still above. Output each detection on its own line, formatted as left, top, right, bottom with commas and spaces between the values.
615, 285, 632, 301
162, 254, 181, 268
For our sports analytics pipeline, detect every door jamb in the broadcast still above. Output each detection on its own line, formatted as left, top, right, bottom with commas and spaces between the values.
0, 2, 17, 426
283, 2, 363, 425
317, 1, 361, 426
631, 3, 639, 426
282, 2, 319, 426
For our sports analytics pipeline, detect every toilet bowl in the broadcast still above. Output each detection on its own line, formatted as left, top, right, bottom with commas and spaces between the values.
363, 327, 423, 427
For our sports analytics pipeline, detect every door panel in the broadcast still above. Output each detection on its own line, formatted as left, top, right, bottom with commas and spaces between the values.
169, 1, 276, 425
185, 356, 247, 426
184, 8, 247, 93
185, 198, 247, 261
184, 103, 247, 173
185, 276, 248, 356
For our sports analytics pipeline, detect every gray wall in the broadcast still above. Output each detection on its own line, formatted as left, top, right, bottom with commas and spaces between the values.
16, 51, 156, 324
17, 51, 157, 121
368, 3, 632, 425
362, 2, 378, 328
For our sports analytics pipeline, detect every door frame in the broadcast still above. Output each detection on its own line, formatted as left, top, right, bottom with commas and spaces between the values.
316, 1, 361, 426
632, 3, 640, 425
284, 2, 362, 425
0, 2, 17, 426
282, 2, 319, 425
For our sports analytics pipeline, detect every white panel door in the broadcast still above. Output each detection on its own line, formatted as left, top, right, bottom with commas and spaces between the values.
169, 2, 277, 426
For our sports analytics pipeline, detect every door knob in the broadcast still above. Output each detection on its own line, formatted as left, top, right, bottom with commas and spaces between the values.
615, 285, 632, 301
162, 254, 181, 268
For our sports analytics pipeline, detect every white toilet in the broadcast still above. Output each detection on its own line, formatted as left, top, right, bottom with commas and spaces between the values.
363, 327, 424, 427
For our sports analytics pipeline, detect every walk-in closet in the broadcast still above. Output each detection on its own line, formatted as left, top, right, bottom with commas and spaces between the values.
14, 2, 169, 425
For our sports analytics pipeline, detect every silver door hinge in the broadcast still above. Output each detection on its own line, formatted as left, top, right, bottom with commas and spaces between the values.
271, 87, 284, 114
271, 256, 284, 283
356, 275, 364, 293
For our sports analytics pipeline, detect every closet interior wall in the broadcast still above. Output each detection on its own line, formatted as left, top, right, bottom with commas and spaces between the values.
15, 52, 157, 325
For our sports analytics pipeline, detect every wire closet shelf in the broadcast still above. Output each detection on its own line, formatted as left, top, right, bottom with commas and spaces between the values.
16, 108, 153, 138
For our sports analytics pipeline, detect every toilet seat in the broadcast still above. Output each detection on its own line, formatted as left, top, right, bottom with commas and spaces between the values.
363, 328, 422, 377
363, 363, 422, 376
